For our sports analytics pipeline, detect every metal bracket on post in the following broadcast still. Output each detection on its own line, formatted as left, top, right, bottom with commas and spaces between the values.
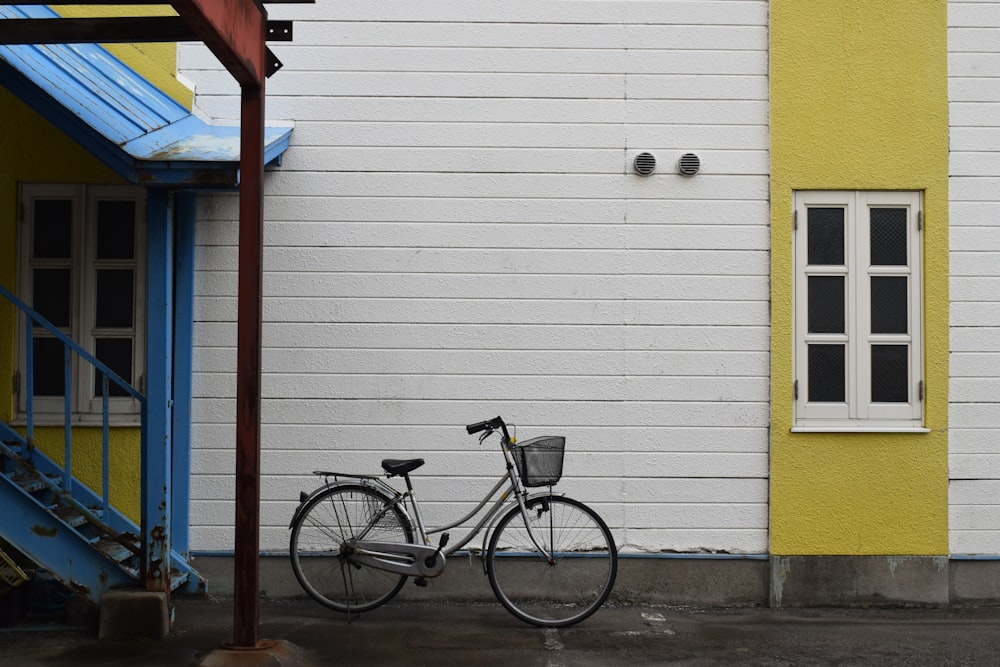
265, 47, 283, 78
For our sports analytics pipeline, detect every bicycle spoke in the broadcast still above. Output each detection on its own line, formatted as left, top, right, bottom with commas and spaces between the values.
290, 485, 412, 614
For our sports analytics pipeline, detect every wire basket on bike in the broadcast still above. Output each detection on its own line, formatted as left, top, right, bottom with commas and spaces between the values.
511, 436, 565, 487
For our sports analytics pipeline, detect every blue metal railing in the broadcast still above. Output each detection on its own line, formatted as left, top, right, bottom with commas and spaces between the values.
0, 282, 146, 522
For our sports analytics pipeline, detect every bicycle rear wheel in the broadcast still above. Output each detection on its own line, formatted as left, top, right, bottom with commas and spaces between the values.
290, 484, 413, 614
487, 495, 617, 627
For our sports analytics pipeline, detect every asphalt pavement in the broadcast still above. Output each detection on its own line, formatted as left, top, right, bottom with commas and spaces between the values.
4, 596, 1000, 666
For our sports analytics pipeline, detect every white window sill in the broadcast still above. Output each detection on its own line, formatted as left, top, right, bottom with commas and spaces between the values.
791, 426, 931, 434
11, 415, 142, 428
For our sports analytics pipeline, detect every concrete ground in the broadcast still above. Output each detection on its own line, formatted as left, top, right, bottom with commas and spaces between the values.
4, 597, 1000, 666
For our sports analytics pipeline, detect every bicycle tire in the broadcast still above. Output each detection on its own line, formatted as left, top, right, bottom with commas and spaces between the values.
486, 495, 617, 627
289, 483, 413, 614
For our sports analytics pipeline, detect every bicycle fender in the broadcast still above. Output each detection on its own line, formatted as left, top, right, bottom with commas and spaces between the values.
288, 479, 400, 529
480, 491, 566, 554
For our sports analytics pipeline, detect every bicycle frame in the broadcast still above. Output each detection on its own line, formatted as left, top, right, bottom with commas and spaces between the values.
300, 430, 560, 580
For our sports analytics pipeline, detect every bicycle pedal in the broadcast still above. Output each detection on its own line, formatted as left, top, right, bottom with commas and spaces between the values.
414, 577, 428, 588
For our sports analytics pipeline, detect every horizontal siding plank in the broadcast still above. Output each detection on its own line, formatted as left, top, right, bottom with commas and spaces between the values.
951, 353, 1000, 378
193, 96, 767, 126
196, 297, 768, 326
258, 247, 771, 275
258, 173, 769, 201
191, 200, 770, 227
950, 531, 1000, 556
280, 121, 768, 151
190, 398, 771, 429
952, 304, 1000, 327
951, 429, 1000, 455
189, 423, 768, 454
191, 449, 768, 481
951, 480, 1000, 505
199, 271, 772, 300
193, 322, 771, 351
245, 349, 772, 378
298, 1, 766, 26
951, 226, 1000, 250
191, 475, 767, 507
951, 327, 1000, 352
193, 373, 770, 404
185, 45, 765, 76
950, 201, 1000, 225
280, 147, 769, 175
951, 404, 1000, 429
950, 377, 1000, 402
950, 454, 1000, 479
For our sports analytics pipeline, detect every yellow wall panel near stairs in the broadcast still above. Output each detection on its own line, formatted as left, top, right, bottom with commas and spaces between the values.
770, 1, 950, 555
0, 3, 189, 521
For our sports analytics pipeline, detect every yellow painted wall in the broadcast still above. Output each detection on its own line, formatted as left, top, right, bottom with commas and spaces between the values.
770, 1, 950, 555
56, 4, 192, 108
0, 92, 142, 521
0, 6, 190, 520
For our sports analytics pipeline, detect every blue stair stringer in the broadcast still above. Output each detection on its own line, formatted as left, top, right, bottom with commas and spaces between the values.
0, 421, 204, 605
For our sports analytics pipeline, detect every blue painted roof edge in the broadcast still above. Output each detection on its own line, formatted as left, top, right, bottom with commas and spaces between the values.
0, 4, 293, 188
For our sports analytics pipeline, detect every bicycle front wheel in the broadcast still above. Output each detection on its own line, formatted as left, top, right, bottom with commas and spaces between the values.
290, 484, 413, 614
487, 495, 617, 627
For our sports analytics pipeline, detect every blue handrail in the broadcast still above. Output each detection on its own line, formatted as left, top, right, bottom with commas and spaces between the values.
0, 282, 146, 520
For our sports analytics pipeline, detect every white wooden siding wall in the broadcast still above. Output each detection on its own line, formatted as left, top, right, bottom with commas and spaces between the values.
949, 1, 1000, 554
180, 1, 770, 554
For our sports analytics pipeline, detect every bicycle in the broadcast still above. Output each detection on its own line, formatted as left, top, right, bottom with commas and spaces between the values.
288, 416, 618, 628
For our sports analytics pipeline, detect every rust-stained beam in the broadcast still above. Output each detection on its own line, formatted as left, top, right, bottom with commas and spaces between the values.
170, 0, 266, 86
0, 17, 295, 46
0, 17, 195, 44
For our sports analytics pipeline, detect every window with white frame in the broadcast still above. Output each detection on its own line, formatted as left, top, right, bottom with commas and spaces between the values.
17, 184, 146, 423
794, 191, 923, 430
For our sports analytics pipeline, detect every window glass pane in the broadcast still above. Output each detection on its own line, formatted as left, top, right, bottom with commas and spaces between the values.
807, 208, 845, 265
95, 338, 132, 397
871, 344, 908, 403
808, 276, 845, 333
870, 208, 907, 266
32, 337, 65, 396
95, 269, 134, 328
32, 268, 71, 328
33, 200, 72, 259
871, 276, 908, 334
809, 344, 845, 402
96, 201, 135, 260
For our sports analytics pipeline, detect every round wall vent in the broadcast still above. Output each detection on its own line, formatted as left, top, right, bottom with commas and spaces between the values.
678, 153, 701, 176
633, 152, 656, 176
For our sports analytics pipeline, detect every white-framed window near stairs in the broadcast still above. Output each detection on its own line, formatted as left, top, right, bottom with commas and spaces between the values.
17, 184, 146, 424
793, 191, 924, 431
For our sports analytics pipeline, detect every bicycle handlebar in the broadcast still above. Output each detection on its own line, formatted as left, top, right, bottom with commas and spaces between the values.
466, 416, 505, 436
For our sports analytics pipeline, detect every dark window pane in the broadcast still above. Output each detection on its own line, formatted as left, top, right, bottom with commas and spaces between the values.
808, 276, 845, 333
871, 276, 908, 334
807, 208, 845, 266
32, 268, 71, 328
96, 201, 135, 260
809, 344, 845, 402
871, 344, 908, 403
33, 200, 72, 259
95, 269, 134, 328
95, 338, 133, 397
32, 337, 66, 396
870, 208, 907, 266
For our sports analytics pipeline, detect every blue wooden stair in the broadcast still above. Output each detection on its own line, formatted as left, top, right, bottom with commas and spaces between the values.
0, 421, 203, 605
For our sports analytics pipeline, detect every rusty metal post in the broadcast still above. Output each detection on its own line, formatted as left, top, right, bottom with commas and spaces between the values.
233, 80, 265, 648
